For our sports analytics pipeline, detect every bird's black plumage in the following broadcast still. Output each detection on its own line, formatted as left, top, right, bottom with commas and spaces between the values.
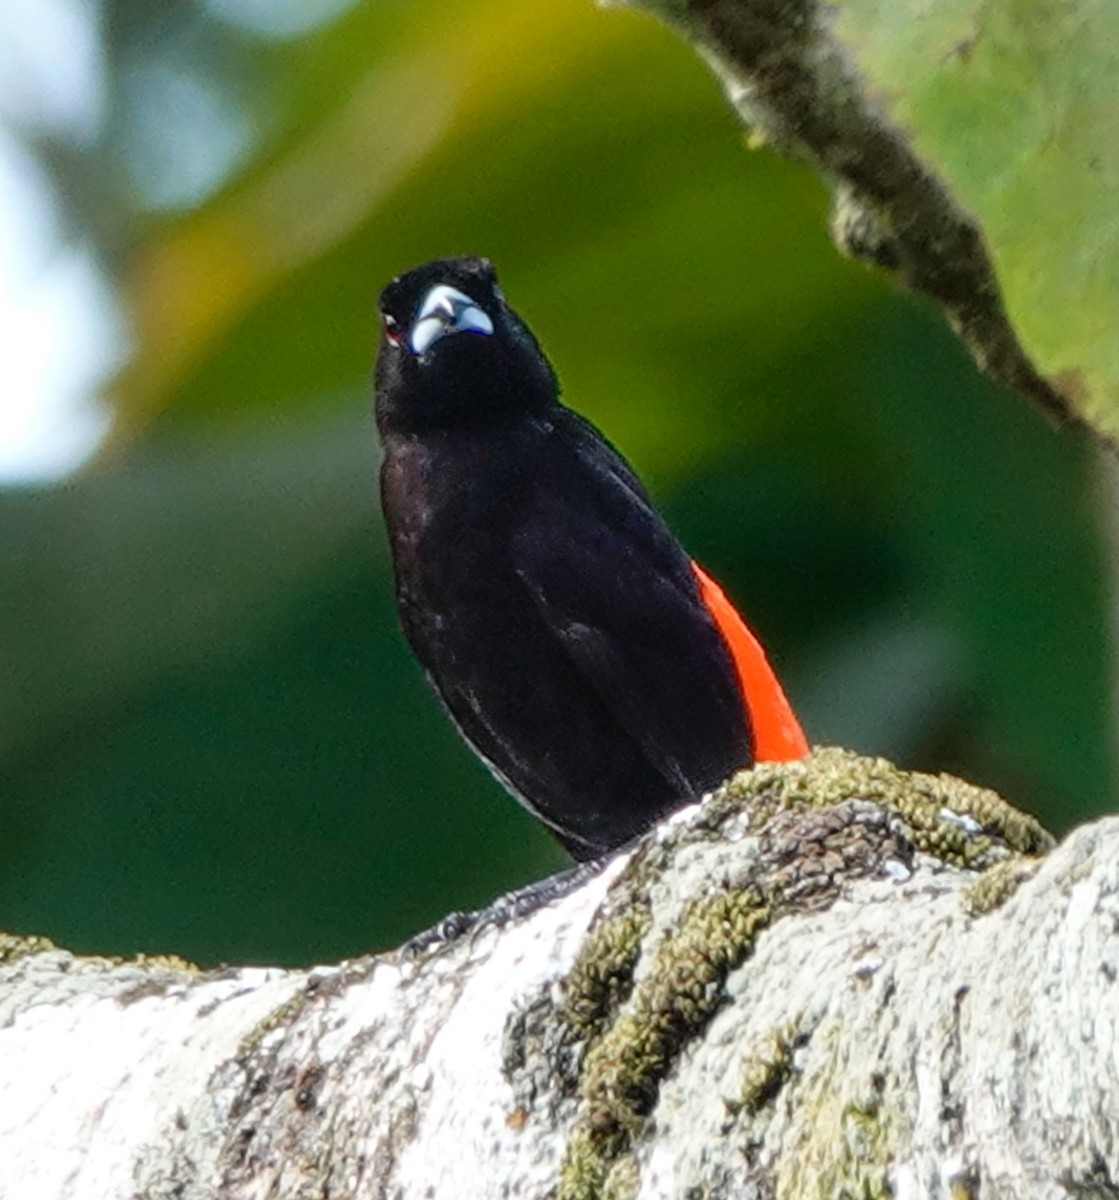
374, 256, 754, 860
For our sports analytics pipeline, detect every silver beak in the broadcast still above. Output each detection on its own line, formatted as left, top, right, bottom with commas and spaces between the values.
409, 284, 495, 356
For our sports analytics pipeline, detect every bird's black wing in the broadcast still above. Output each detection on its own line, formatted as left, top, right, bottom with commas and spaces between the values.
512, 426, 751, 799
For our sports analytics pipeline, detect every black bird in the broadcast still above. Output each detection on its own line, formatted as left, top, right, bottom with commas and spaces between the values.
374, 256, 806, 861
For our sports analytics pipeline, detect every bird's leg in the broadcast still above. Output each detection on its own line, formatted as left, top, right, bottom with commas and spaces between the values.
398, 851, 619, 957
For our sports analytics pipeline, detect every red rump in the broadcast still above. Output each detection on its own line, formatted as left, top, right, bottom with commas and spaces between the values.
691, 563, 809, 763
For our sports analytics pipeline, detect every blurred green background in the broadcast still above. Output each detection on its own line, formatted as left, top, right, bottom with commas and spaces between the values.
1, 0, 1114, 967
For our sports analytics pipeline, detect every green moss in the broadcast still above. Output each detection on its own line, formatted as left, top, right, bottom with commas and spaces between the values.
557, 1126, 619, 1200
948, 1174, 981, 1200
558, 888, 773, 1200
554, 749, 1049, 1198
778, 1040, 897, 1200
709, 747, 1052, 869
962, 856, 1041, 917
0, 932, 202, 977
129, 952, 200, 973
0, 932, 57, 964
739, 1023, 798, 1116
601, 1154, 640, 1200
563, 904, 653, 1042
816, 1101, 894, 1200
237, 985, 314, 1061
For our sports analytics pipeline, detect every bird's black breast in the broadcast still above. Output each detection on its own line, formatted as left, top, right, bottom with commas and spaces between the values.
379, 414, 752, 859
380, 420, 544, 652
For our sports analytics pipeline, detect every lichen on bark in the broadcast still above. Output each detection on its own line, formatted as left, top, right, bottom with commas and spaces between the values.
541, 747, 1052, 1198
7, 750, 1102, 1200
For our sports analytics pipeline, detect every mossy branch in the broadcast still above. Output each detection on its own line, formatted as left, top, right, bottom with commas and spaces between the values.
3, 750, 1115, 1200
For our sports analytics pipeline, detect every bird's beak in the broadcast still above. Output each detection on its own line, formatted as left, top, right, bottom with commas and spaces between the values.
409, 284, 495, 357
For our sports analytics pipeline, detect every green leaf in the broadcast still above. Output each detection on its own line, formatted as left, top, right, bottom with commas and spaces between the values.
834, 0, 1119, 439
630, 0, 1119, 441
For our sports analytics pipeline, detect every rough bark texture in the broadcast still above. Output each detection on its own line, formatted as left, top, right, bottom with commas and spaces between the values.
3, 748, 1117, 1200
613, 0, 1088, 439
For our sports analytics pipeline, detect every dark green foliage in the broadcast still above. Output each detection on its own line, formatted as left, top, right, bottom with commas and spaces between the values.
0, 0, 1111, 965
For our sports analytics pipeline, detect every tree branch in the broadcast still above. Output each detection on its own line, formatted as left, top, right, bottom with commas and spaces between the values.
6, 749, 1115, 1197
614, 0, 1090, 439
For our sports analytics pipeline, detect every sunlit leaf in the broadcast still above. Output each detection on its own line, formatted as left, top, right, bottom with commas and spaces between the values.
829, 0, 1119, 438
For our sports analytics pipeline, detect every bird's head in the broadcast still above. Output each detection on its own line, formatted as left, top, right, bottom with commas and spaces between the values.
375, 257, 557, 431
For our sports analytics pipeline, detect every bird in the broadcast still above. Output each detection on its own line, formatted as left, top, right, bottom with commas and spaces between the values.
374, 256, 808, 862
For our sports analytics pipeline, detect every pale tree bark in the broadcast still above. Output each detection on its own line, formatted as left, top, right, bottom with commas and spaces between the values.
1, 748, 1115, 1199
